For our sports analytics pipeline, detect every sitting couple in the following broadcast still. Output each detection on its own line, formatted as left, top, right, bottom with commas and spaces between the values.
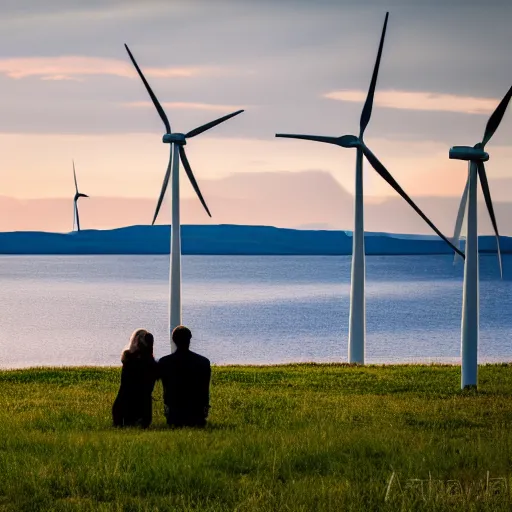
112, 325, 211, 428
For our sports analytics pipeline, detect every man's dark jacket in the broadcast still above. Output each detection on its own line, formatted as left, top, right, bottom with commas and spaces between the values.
158, 348, 211, 426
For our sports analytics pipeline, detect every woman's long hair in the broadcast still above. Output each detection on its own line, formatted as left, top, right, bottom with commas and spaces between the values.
121, 328, 154, 362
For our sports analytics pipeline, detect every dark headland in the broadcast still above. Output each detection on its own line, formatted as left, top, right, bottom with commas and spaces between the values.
0, 224, 510, 255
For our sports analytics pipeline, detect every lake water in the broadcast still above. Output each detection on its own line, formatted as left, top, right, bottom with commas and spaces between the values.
0, 255, 511, 368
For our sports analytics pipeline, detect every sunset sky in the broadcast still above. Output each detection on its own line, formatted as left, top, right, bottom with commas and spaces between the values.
0, 0, 511, 210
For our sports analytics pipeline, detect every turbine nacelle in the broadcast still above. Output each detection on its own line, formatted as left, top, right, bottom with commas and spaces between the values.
162, 133, 187, 145
338, 135, 360, 148
449, 146, 489, 162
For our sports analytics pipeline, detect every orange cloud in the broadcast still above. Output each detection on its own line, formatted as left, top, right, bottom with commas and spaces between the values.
123, 101, 246, 112
324, 89, 498, 115
40, 74, 83, 82
0, 56, 208, 80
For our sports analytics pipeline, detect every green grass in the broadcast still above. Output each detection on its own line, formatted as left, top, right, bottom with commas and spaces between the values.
1, 364, 512, 511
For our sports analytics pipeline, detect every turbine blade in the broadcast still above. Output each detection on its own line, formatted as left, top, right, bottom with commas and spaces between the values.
179, 146, 212, 217
359, 12, 389, 137
360, 144, 465, 258
477, 161, 503, 278
73, 160, 78, 193
75, 202, 81, 232
152, 148, 173, 225
185, 110, 244, 138
275, 134, 341, 145
124, 44, 171, 134
482, 83, 512, 147
78, 194, 89, 198
452, 173, 470, 264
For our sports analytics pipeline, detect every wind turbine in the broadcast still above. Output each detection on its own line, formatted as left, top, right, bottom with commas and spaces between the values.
276, 12, 464, 364
449, 82, 511, 389
124, 44, 244, 350
72, 160, 89, 232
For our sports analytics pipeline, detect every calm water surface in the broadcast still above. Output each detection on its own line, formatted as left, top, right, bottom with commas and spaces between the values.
0, 255, 511, 368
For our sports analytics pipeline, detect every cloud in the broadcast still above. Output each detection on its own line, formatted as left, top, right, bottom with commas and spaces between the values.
324, 90, 499, 115
123, 101, 246, 112
0, 56, 209, 80
40, 74, 83, 82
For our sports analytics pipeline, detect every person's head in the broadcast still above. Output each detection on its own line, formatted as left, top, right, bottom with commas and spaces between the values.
141, 332, 154, 354
122, 328, 154, 361
172, 325, 192, 350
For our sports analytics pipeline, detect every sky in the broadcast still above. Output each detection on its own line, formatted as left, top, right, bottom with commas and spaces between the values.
0, 0, 511, 228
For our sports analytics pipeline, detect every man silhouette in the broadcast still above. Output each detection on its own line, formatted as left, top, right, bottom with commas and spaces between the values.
158, 326, 211, 427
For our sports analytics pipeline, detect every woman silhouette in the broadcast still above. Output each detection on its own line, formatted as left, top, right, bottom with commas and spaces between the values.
112, 329, 158, 428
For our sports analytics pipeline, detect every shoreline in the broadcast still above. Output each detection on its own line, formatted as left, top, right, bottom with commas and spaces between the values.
0, 251, 508, 256
2, 361, 511, 372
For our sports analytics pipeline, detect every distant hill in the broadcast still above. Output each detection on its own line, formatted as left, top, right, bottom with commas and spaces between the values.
1, 170, 511, 235
0, 224, 509, 255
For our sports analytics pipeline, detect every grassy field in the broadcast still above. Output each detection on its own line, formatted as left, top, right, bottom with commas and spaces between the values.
1, 364, 512, 511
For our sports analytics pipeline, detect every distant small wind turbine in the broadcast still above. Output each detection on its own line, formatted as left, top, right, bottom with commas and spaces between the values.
276, 12, 463, 365
72, 160, 89, 232
449, 82, 511, 389
124, 44, 244, 350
